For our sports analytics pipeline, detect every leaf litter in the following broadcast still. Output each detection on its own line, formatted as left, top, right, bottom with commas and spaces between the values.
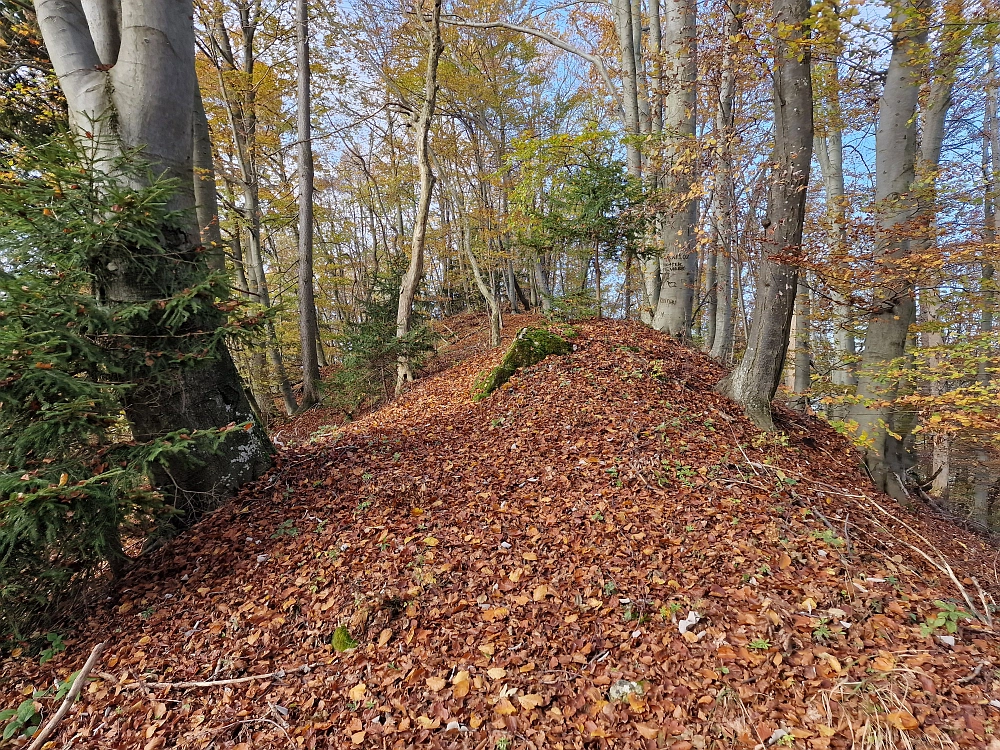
2, 317, 999, 749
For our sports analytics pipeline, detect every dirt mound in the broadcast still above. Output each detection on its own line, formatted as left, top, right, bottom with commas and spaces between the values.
2, 319, 998, 749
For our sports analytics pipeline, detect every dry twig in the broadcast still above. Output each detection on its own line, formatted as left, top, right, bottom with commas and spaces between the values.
27, 642, 106, 750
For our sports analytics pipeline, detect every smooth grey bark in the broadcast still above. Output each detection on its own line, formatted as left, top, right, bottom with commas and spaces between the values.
193, 86, 225, 273
792, 274, 811, 403
33, 0, 271, 517
533, 258, 553, 313
296, 0, 321, 408
709, 3, 739, 364
848, 0, 929, 498
396, 0, 443, 392
973, 53, 998, 526
207, 5, 296, 416
814, 131, 856, 386
716, 0, 812, 430
650, 0, 698, 338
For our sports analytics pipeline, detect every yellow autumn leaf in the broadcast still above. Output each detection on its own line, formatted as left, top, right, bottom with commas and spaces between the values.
871, 655, 895, 672
452, 670, 470, 685
494, 698, 517, 715
532, 585, 548, 601
426, 676, 447, 691
415, 715, 440, 729
517, 693, 545, 709
487, 667, 507, 679
885, 711, 918, 731
423, 536, 438, 546
351, 730, 366, 744
348, 683, 366, 701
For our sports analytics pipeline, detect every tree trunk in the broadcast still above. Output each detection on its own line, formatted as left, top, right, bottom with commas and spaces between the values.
650, 0, 697, 338
34, 0, 272, 517
709, 0, 738, 364
792, 274, 811, 405
396, 0, 443, 392
296, 0, 321, 408
192, 86, 225, 273
848, 0, 930, 499
533, 258, 553, 313
814, 132, 856, 386
716, 0, 812, 430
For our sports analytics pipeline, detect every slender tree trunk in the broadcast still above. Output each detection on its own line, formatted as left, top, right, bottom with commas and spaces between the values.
533, 258, 553, 313
814, 132, 856, 386
716, 0, 812, 430
396, 0, 443, 393
792, 274, 811, 405
34, 0, 271, 517
296, 0, 321, 408
651, 0, 698, 338
192, 87, 225, 273
848, 0, 930, 498
709, 1, 738, 364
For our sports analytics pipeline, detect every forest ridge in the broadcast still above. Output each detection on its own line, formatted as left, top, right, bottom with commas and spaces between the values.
0, 0, 999, 748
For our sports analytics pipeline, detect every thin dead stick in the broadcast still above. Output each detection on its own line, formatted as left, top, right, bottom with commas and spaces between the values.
27, 642, 106, 750
107, 663, 317, 690
861, 499, 988, 626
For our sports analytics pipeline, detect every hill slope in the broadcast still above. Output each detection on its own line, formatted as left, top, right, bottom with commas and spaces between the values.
3, 319, 999, 750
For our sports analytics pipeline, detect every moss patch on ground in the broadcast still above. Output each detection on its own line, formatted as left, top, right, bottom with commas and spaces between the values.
473, 327, 572, 401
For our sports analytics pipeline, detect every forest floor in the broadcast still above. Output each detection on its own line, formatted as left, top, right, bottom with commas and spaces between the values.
3, 316, 1000, 750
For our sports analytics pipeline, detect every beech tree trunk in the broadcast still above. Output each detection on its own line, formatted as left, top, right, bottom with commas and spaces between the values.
396, 0, 443, 392
650, 0, 698, 338
848, 0, 930, 499
296, 0, 321, 408
709, 2, 739, 363
34, 0, 271, 517
716, 0, 812, 430
792, 274, 811, 404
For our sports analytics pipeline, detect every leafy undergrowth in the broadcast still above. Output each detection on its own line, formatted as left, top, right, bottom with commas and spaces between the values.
3, 319, 1000, 750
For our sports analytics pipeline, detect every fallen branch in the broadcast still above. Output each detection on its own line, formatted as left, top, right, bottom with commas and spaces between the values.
955, 663, 984, 685
102, 663, 317, 691
27, 642, 106, 750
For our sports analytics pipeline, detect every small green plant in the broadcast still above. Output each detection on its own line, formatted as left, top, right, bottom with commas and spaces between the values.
1, 699, 41, 741
812, 619, 832, 643
776, 733, 795, 747
747, 638, 771, 650
1, 670, 80, 740
920, 600, 969, 636
355, 500, 372, 514
38, 632, 66, 664
271, 520, 299, 538
602, 581, 617, 596
810, 529, 844, 546
495, 737, 512, 750
591, 511, 605, 522
140, 607, 155, 621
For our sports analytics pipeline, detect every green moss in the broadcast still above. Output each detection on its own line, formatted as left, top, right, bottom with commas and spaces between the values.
332, 625, 358, 652
473, 327, 572, 402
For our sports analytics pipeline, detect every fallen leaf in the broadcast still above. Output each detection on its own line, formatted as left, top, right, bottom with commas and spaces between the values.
426, 676, 447, 691
487, 668, 507, 679
424, 537, 439, 546
518, 693, 545, 709
494, 698, 517, 715
636, 723, 660, 739
885, 711, 918, 731
348, 683, 366, 701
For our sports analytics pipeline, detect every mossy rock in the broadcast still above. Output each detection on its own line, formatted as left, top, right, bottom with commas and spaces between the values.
332, 625, 358, 652
473, 327, 572, 402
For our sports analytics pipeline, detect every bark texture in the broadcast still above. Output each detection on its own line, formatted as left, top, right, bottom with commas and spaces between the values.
716, 0, 812, 430
296, 0, 321, 408
34, 0, 272, 517
848, 0, 930, 498
396, 0, 443, 392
